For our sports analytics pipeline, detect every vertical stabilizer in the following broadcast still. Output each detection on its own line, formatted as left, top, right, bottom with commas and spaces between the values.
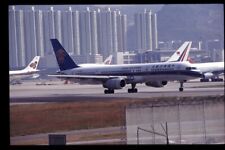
50, 39, 79, 71
24, 56, 40, 71
103, 55, 113, 64
167, 41, 192, 62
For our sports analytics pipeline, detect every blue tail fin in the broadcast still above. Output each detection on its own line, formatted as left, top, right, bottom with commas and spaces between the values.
50, 39, 79, 71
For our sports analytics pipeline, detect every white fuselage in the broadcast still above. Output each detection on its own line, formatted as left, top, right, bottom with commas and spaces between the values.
191, 62, 224, 74
61, 61, 201, 84
9, 56, 40, 81
9, 70, 39, 80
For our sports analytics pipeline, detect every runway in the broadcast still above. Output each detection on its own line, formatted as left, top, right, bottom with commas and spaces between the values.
10, 80, 224, 104
10, 80, 224, 145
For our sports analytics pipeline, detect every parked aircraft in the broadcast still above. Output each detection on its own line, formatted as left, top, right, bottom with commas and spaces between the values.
191, 62, 224, 82
48, 39, 202, 94
10, 56, 40, 84
173, 42, 224, 82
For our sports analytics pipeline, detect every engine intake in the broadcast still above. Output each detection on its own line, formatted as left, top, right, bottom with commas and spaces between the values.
103, 78, 126, 89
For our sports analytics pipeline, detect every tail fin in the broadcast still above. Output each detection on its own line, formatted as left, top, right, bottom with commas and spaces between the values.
24, 56, 40, 71
103, 55, 113, 64
50, 39, 79, 71
167, 41, 192, 62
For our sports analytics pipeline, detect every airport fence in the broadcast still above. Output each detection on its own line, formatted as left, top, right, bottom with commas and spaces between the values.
126, 97, 225, 144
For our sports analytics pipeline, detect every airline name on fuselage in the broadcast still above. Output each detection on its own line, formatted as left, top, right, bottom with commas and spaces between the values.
67, 63, 191, 75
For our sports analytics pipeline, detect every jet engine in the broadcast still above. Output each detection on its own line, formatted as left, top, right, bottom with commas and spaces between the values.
145, 81, 168, 88
103, 78, 126, 89
202, 72, 214, 79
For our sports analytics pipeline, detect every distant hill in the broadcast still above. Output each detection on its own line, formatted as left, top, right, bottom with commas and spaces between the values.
157, 4, 224, 42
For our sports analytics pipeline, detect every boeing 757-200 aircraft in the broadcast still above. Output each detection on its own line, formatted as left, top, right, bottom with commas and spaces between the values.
48, 39, 202, 94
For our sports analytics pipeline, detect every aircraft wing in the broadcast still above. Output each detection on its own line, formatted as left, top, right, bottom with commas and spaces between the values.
48, 74, 127, 82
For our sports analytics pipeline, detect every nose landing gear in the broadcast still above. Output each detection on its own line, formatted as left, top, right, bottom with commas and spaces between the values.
179, 81, 184, 92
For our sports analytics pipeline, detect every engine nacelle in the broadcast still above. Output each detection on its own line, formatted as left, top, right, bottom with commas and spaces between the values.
203, 72, 214, 79
145, 81, 168, 88
103, 78, 126, 89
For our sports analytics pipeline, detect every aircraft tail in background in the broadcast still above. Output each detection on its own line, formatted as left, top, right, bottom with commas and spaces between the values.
24, 56, 40, 71
103, 55, 113, 65
10, 56, 41, 83
167, 41, 192, 62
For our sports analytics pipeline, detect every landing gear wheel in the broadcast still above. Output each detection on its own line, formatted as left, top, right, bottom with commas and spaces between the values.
218, 78, 223, 82
211, 78, 216, 82
104, 89, 114, 94
200, 78, 209, 82
179, 81, 184, 92
128, 88, 138, 93
134, 88, 138, 93
128, 83, 138, 93
179, 87, 183, 92
212, 78, 223, 82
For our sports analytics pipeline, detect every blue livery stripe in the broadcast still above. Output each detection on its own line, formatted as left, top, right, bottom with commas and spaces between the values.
83, 70, 202, 78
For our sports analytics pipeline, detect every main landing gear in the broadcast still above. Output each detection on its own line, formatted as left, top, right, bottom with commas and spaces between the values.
128, 83, 138, 93
179, 81, 184, 92
104, 83, 138, 94
211, 78, 223, 82
200, 78, 223, 82
200, 78, 209, 82
104, 89, 114, 94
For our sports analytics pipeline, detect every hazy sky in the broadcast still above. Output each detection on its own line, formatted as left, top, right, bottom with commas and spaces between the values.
10, 4, 164, 11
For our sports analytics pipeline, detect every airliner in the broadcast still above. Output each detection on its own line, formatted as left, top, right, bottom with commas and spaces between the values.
10, 56, 40, 83
191, 62, 224, 82
174, 43, 224, 82
48, 39, 202, 94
